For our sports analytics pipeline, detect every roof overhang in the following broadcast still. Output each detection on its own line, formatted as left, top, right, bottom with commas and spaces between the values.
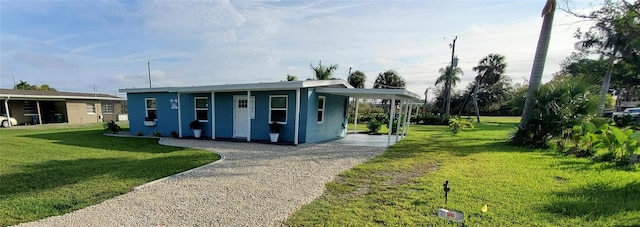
0, 94, 125, 101
315, 87, 421, 100
119, 80, 352, 94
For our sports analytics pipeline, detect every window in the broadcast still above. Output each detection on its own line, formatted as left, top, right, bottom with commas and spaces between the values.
102, 104, 114, 114
195, 97, 208, 121
145, 98, 157, 119
22, 101, 37, 116
317, 96, 325, 123
86, 103, 96, 114
269, 95, 287, 123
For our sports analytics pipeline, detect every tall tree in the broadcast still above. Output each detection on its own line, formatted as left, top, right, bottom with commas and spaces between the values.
347, 70, 367, 88
373, 70, 405, 89
286, 74, 297, 81
569, 0, 640, 114
459, 54, 508, 119
310, 60, 338, 80
435, 65, 463, 114
373, 70, 406, 112
519, 0, 556, 129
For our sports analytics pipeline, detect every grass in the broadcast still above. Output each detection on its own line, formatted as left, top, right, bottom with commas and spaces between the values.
286, 117, 640, 226
0, 123, 220, 226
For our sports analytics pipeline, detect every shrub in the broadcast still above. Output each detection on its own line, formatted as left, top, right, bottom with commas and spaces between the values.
170, 131, 178, 138
102, 121, 121, 134
136, 131, 143, 136
189, 120, 202, 130
449, 117, 474, 135
509, 78, 599, 148
366, 118, 382, 134
415, 113, 450, 125
614, 115, 639, 129
153, 131, 162, 137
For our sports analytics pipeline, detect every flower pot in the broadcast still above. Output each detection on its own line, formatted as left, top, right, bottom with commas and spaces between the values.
269, 133, 279, 143
143, 120, 156, 127
193, 129, 202, 138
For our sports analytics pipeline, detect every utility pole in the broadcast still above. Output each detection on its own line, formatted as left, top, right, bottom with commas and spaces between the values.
93, 84, 97, 97
445, 36, 458, 117
12, 74, 16, 88
148, 61, 152, 88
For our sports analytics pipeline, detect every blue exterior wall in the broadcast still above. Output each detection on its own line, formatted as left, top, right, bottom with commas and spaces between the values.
127, 92, 179, 136
179, 93, 212, 138
127, 88, 348, 143
302, 88, 349, 143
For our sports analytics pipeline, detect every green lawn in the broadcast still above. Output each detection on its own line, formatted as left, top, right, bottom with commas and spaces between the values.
286, 118, 640, 226
0, 123, 220, 226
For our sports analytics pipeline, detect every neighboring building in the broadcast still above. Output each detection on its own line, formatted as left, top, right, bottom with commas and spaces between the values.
0, 89, 126, 126
120, 80, 419, 145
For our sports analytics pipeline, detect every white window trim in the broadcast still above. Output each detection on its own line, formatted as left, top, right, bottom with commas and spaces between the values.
86, 103, 96, 114
194, 97, 209, 122
269, 95, 288, 124
145, 98, 157, 119
317, 96, 325, 124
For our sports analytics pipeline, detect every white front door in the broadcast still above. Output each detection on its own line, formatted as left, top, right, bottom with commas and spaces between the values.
233, 95, 249, 138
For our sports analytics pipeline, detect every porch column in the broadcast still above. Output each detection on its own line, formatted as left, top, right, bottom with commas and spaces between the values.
294, 89, 300, 145
36, 100, 43, 125
177, 93, 183, 138
387, 96, 396, 147
395, 100, 404, 142
3, 99, 11, 127
211, 92, 216, 140
353, 98, 359, 134
403, 102, 413, 138
247, 90, 251, 142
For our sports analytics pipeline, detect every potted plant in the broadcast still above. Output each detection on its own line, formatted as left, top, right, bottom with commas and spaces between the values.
143, 117, 156, 127
269, 121, 282, 143
189, 120, 202, 138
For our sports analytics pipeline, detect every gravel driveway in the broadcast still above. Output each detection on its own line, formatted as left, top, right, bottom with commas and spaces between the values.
18, 138, 385, 226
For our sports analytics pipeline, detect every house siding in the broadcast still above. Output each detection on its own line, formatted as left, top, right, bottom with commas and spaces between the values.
126, 88, 348, 144
66, 100, 101, 124
127, 92, 179, 137
303, 88, 348, 143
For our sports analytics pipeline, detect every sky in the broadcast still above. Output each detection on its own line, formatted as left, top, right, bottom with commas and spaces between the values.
1, 0, 600, 99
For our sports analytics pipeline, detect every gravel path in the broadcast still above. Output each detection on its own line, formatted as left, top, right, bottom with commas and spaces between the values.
18, 138, 385, 226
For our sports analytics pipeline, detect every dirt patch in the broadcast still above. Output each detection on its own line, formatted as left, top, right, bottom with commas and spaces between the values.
382, 163, 440, 186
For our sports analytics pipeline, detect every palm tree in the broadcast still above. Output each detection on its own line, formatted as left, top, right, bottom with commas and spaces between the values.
519, 0, 556, 129
459, 54, 507, 119
374, 70, 405, 89
347, 70, 367, 88
435, 66, 463, 88
310, 60, 338, 80
374, 70, 406, 113
435, 65, 463, 114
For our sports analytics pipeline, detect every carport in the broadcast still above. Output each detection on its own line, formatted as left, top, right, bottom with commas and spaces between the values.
315, 87, 421, 147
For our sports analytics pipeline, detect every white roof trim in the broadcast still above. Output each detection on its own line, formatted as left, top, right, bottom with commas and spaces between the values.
119, 80, 352, 93
315, 87, 421, 100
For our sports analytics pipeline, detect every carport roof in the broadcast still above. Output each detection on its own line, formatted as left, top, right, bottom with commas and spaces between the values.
315, 87, 420, 100
0, 88, 125, 101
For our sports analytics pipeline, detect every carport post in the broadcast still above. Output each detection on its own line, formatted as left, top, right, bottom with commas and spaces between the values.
353, 98, 359, 134
387, 96, 396, 147
395, 100, 404, 142
403, 103, 413, 138
36, 100, 43, 125
3, 99, 11, 127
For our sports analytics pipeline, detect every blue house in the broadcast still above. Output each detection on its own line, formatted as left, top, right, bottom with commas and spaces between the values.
120, 80, 419, 145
